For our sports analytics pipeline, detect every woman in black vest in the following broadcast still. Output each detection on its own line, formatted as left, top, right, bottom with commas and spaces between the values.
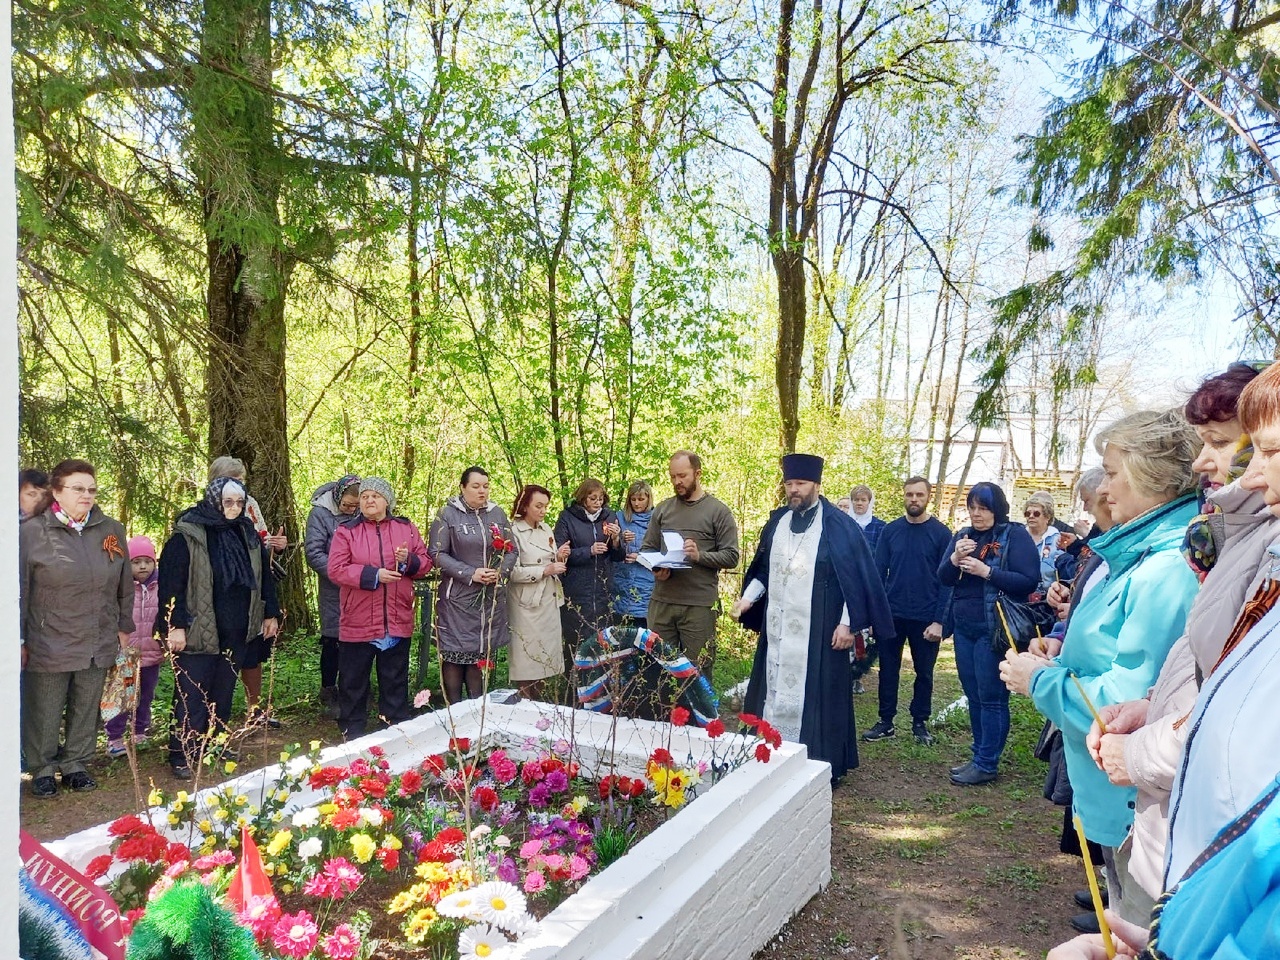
156, 477, 280, 779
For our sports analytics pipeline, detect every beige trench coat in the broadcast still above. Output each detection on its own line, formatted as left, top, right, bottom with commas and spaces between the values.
507, 519, 565, 682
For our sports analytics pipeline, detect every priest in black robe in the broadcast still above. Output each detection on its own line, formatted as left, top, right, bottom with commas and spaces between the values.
733, 454, 895, 783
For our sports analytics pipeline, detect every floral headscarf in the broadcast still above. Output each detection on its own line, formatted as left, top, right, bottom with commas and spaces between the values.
1182, 435, 1254, 582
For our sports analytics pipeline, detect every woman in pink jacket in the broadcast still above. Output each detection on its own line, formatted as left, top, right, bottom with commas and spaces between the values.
327, 478, 432, 738
104, 535, 164, 757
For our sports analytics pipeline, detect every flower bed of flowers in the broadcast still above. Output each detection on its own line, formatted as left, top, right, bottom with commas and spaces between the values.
79, 705, 786, 960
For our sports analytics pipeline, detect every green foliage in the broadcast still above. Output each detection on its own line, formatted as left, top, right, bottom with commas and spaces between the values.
126, 882, 262, 960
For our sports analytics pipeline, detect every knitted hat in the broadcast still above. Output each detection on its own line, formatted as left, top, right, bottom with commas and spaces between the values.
128, 535, 156, 561
360, 477, 396, 514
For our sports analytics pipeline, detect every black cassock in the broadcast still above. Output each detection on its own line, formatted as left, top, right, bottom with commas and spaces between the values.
741, 498, 895, 782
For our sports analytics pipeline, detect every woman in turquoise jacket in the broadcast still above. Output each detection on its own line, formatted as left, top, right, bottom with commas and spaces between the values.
1002, 408, 1201, 925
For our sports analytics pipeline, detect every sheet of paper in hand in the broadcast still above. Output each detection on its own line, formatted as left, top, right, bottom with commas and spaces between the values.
637, 530, 691, 570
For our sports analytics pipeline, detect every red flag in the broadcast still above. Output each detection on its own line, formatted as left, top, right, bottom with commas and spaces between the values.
19, 829, 127, 960
224, 824, 274, 911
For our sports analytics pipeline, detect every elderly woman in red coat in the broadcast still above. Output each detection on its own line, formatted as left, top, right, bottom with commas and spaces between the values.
327, 477, 432, 739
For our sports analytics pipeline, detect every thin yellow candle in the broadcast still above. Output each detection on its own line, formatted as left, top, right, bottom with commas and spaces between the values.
994, 600, 1018, 654
1069, 672, 1109, 734
1073, 814, 1116, 959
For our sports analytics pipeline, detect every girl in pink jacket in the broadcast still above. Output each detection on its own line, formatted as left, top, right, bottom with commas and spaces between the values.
327, 478, 432, 738
105, 535, 163, 757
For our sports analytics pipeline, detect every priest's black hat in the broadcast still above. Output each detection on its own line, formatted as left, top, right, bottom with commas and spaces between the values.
781, 453, 824, 483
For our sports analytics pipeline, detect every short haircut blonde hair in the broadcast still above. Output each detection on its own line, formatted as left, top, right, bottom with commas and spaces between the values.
1237, 360, 1280, 434
208, 456, 247, 482
1094, 409, 1199, 500
1024, 490, 1056, 519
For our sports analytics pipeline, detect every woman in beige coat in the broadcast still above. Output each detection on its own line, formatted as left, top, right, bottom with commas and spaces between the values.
507, 485, 570, 701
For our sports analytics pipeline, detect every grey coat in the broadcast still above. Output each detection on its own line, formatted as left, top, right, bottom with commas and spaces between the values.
428, 497, 517, 656
304, 481, 358, 637
20, 506, 134, 672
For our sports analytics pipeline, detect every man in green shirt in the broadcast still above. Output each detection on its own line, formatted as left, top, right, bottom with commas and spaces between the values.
641, 450, 740, 675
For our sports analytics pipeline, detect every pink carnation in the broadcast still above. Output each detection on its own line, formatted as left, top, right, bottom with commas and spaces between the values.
523, 870, 547, 893
194, 850, 236, 871
568, 854, 590, 881
272, 911, 319, 959
304, 873, 343, 899
519, 839, 544, 859
541, 853, 565, 872
322, 923, 361, 960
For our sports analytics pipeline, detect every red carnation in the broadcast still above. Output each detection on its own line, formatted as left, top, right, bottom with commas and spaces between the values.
358, 777, 388, 800
85, 854, 114, 880
368, 745, 386, 758
670, 706, 690, 727
417, 840, 456, 864
108, 815, 147, 838
449, 738, 472, 753
738, 712, 761, 728
477, 659, 495, 670
165, 842, 191, 863
650, 747, 673, 766
435, 827, 466, 845
329, 808, 360, 830
397, 769, 424, 797
628, 778, 646, 798
422, 754, 448, 775
705, 718, 725, 738
598, 777, 614, 800
473, 785, 500, 812
376, 847, 400, 871
309, 766, 348, 789
755, 743, 772, 763
759, 722, 783, 749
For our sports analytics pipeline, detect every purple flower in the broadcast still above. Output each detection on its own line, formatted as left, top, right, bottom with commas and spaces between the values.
535, 717, 552, 731
546, 833, 567, 851
497, 856, 519, 884
497, 801, 519, 827
522, 736, 539, 751
529, 782, 551, 809
544, 770, 569, 793
552, 739, 571, 756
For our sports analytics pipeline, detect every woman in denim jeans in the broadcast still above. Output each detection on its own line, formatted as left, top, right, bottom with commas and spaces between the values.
938, 482, 1040, 786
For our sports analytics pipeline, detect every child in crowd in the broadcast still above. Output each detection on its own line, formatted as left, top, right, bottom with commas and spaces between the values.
105, 535, 163, 757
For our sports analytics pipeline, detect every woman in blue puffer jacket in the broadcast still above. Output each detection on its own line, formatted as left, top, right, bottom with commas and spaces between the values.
613, 480, 656, 627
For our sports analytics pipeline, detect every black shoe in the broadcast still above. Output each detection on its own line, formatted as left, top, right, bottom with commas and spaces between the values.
1070, 912, 1101, 934
1074, 888, 1109, 910
64, 771, 97, 792
171, 763, 194, 781
31, 776, 58, 798
950, 764, 998, 786
266, 715, 282, 729
912, 721, 935, 745
862, 720, 895, 742
949, 761, 973, 776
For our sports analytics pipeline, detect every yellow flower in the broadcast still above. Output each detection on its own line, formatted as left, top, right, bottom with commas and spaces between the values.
147, 789, 163, 806
310, 740, 321, 752
234, 795, 249, 807
266, 830, 292, 857
214, 808, 229, 821
416, 862, 449, 883
568, 795, 588, 815
224, 761, 238, 775
387, 889, 419, 914
381, 834, 403, 851
201, 836, 217, 853
349, 833, 377, 863
206, 794, 221, 807
404, 907, 437, 944
167, 813, 180, 826
281, 882, 294, 894
175, 791, 190, 804
280, 751, 289, 764
319, 803, 338, 815
198, 819, 214, 834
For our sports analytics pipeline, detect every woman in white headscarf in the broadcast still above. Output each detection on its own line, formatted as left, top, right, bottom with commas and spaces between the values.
849, 485, 886, 551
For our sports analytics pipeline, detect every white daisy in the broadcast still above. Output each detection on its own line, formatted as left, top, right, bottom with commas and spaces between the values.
471, 881, 528, 931
291, 807, 320, 829
297, 837, 323, 860
436, 888, 486, 922
458, 923, 511, 960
